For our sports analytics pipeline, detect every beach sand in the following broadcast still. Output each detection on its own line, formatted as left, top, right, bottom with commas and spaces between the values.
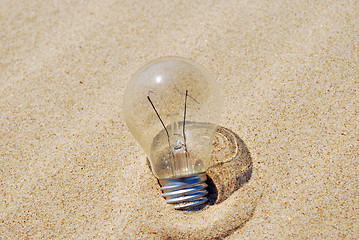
1, 0, 358, 239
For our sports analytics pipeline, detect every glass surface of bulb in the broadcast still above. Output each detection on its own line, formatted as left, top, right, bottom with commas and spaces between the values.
123, 56, 223, 209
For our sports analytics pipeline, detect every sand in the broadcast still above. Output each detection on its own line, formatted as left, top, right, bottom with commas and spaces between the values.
1, 0, 358, 239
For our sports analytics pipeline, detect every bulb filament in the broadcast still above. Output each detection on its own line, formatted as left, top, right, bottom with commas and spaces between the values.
147, 90, 193, 173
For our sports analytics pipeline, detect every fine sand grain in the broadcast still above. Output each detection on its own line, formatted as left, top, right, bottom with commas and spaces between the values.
1, 0, 358, 239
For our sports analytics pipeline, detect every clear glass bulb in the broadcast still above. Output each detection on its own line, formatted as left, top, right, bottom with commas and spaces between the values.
123, 56, 223, 209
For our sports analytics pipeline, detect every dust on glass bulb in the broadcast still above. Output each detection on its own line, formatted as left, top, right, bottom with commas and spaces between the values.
123, 57, 223, 209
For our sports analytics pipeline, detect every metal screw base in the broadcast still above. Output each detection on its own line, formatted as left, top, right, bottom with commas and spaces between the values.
159, 173, 208, 210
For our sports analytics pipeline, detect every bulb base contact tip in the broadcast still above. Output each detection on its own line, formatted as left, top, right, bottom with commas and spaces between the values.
159, 173, 208, 210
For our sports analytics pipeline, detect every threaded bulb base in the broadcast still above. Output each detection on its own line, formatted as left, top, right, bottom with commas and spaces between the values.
159, 173, 208, 210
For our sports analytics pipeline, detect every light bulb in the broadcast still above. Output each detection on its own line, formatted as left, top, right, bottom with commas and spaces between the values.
123, 56, 223, 209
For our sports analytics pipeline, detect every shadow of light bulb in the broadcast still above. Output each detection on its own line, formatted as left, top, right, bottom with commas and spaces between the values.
123, 57, 223, 210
